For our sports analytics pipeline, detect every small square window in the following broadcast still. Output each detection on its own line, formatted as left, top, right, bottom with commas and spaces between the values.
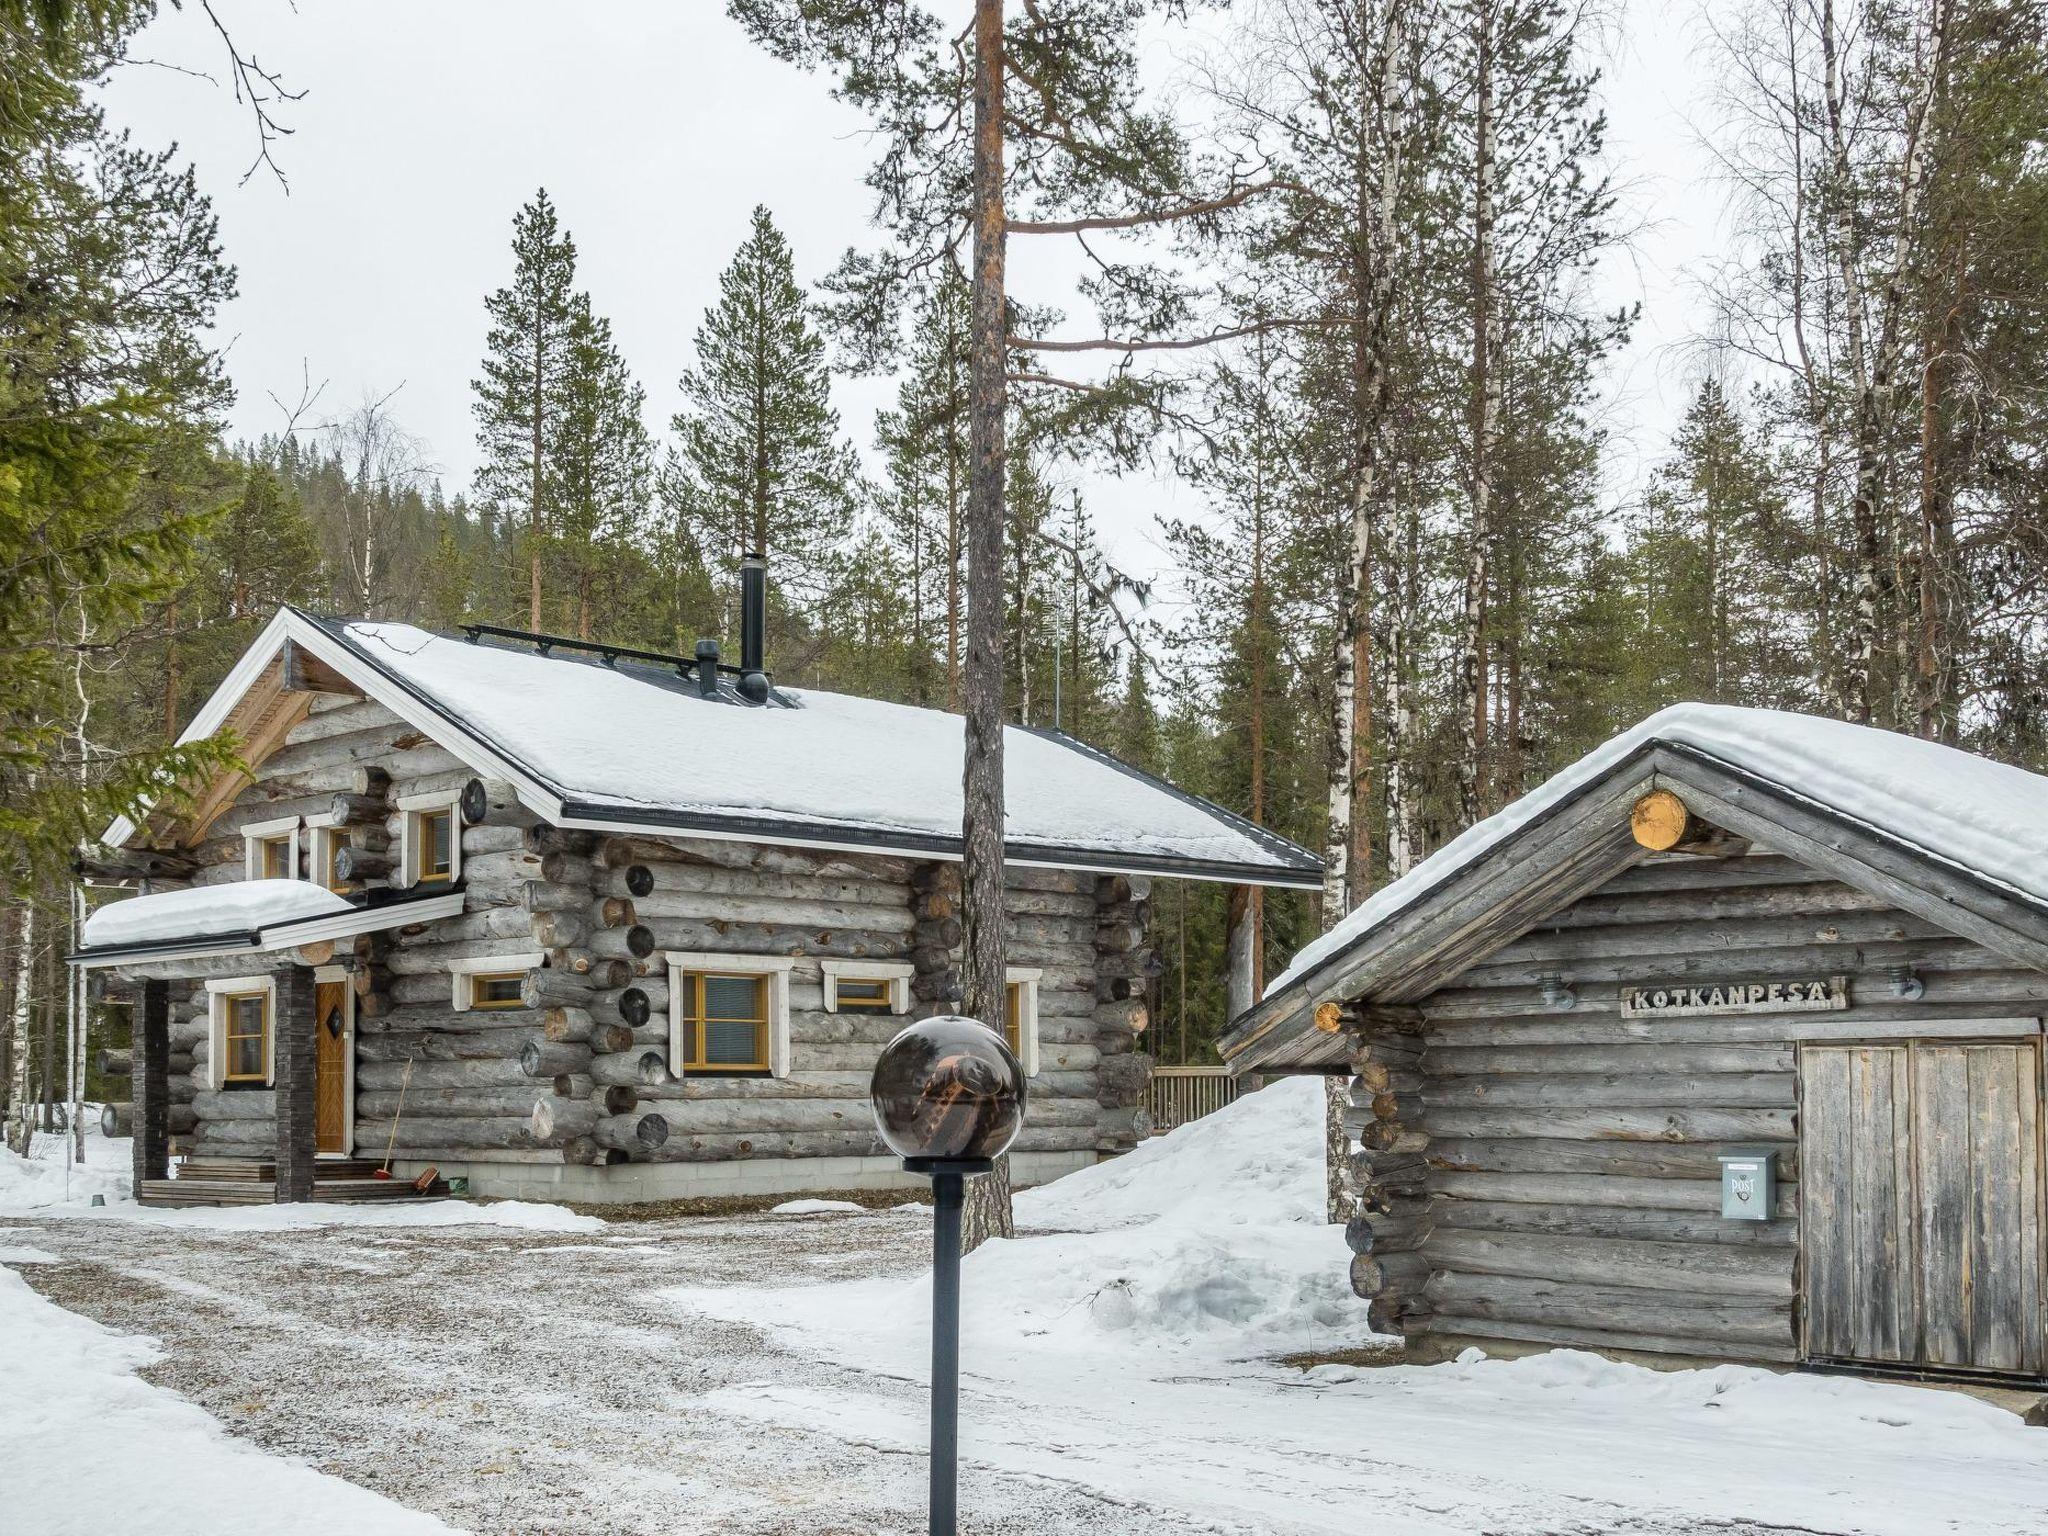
323, 828, 354, 891
258, 834, 293, 880
677, 971, 769, 1072
222, 992, 269, 1082
413, 807, 454, 884
835, 977, 894, 1012
469, 971, 525, 1010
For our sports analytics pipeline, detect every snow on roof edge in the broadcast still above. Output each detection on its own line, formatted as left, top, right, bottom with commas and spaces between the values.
311, 612, 1321, 885
1265, 703, 2048, 1003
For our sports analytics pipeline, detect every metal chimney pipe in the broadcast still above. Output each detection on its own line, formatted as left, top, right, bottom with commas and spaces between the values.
739, 553, 769, 703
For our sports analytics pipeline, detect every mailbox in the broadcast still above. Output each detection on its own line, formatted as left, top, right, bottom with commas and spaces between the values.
1718, 1148, 1776, 1220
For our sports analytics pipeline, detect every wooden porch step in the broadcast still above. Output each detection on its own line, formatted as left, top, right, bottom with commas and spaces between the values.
138, 1172, 449, 1209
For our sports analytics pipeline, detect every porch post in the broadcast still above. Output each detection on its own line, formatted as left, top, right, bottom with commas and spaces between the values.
274, 968, 317, 1203
133, 979, 170, 1187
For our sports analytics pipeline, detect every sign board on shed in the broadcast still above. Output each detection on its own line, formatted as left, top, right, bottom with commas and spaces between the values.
1621, 976, 1848, 1019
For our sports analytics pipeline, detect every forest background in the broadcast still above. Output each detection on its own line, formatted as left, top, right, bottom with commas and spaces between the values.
6, 0, 2047, 1131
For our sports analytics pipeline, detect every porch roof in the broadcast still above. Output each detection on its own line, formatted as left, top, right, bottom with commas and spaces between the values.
69, 881, 465, 969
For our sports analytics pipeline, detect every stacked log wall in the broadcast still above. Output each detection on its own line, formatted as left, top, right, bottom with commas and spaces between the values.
1348, 850, 2048, 1364
111, 691, 1153, 1184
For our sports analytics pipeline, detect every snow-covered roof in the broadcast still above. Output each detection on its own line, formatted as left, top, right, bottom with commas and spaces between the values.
81, 881, 352, 950
72, 881, 465, 968
1232, 704, 2048, 1067
276, 612, 1318, 886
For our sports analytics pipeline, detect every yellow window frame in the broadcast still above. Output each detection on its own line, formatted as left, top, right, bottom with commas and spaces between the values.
221, 990, 270, 1084
258, 834, 293, 880
834, 977, 895, 1013
323, 827, 354, 892
413, 807, 455, 884
468, 971, 526, 1010
1004, 980, 1023, 1056
676, 970, 769, 1072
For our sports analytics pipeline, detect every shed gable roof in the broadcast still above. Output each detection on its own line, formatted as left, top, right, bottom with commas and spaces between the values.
1226, 705, 2048, 1072
112, 608, 1321, 888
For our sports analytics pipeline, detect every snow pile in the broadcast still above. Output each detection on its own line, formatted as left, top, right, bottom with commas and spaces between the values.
769, 1198, 867, 1215
1273, 702, 2048, 994
668, 1076, 1357, 1361
0, 1267, 455, 1534
82, 878, 353, 950
0, 1108, 133, 1213
341, 619, 1312, 875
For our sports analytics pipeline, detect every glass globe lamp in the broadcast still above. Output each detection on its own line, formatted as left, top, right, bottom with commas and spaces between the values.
870, 1014, 1026, 1166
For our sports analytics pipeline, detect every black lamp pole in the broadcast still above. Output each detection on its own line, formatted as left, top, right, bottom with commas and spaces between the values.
869, 1016, 1026, 1536
910, 1156, 990, 1535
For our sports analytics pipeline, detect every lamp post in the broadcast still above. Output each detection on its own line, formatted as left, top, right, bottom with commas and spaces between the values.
870, 1014, 1027, 1536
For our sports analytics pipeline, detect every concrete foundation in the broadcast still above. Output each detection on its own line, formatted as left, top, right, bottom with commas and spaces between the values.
393, 1148, 1098, 1205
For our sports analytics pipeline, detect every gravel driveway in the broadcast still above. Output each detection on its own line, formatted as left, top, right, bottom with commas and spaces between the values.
10, 1202, 1208, 1536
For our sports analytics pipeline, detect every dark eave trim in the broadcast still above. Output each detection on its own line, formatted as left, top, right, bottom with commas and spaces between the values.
556, 798, 1326, 889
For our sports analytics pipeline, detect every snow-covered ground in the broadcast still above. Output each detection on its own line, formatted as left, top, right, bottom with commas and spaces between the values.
1, 1265, 454, 1534
5, 1080, 2048, 1533
667, 1078, 2048, 1535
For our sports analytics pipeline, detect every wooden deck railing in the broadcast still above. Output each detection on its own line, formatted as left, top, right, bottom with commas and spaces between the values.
1147, 1065, 1240, 1135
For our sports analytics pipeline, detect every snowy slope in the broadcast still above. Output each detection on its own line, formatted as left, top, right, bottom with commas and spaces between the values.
672, 1077, 1358, 1360
0, 1266, 455, 1535
662, 1075, 2048, 1535
1272, 702, 2048, 995
336, 619, 1314, 877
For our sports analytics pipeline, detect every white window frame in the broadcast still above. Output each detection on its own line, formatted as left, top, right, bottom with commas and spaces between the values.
397, 790, 463, 888
819, 959, 914, 1015
665, 951, 795, 1078
205, 974, 278, 1090
305, 813, 353, 893
242, 815, 301, 882
449, 951, 543, 1012
1006, 966, 1043, 1078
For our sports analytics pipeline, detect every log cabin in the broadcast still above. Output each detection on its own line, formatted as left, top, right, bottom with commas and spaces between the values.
1225, 706, 2048, 1388
70, 568, 1320, 1207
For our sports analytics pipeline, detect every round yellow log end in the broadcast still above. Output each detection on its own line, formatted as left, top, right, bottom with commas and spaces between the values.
1630, 789, 1692, 851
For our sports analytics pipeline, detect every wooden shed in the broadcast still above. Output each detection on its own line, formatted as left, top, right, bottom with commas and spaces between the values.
70, 596, 1319, 1207
1224, 706, 2048, 1387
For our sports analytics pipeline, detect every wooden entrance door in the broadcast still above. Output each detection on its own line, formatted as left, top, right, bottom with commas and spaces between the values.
1802, 1040, 2045, 1378
313, 980, 349, 1156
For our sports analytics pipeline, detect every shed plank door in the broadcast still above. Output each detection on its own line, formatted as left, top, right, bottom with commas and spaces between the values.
1912, 1044, 2042, 1375
1803, 1041, 2044, 1377
1803, 1045, 1918, 1364
314, 981, 348, 1156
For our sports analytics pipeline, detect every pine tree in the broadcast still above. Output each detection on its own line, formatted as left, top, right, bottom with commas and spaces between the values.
671, 205, 855, 609
473, 189, 580, 631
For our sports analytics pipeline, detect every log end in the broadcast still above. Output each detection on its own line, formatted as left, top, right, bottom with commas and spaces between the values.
1630, 788, 1692, 851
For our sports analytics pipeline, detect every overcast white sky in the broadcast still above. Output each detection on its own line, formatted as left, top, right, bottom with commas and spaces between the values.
96, 1, 1727, 610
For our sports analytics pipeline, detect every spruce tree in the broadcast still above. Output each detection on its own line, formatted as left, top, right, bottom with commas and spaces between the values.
0, 2, 240, 892
553, 303, 655, 640
874, 268, 971, 706
671, 205, 854, 608
473, 189, 580, 631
